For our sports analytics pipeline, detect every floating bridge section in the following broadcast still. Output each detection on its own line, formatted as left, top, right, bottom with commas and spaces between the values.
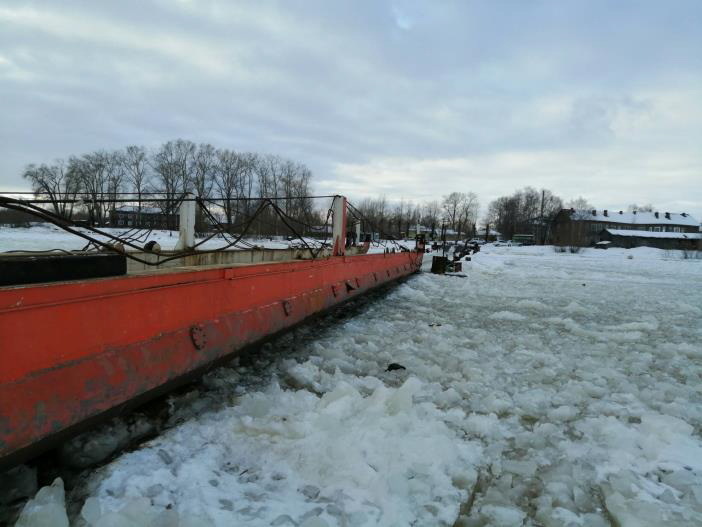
0, 196, 423, 467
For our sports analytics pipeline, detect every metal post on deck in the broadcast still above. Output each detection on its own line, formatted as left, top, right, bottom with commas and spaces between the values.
332, 195, 347, 256
175, 194, 196, 251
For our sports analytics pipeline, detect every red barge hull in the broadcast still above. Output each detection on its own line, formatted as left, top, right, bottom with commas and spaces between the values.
0, 250, 422, 467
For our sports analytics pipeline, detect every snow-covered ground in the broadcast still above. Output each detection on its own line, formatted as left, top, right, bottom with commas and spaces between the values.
14, 244, 702, 526
0, 223, 315, 252
0, 223, 406, 254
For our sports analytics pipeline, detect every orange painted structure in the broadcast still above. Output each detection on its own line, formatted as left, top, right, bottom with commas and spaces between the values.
0, 250, 422, 467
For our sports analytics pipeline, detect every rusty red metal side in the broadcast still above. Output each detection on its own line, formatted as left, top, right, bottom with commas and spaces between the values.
0, 251, 422, 467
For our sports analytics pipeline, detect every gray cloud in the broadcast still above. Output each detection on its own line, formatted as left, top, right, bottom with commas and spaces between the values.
1, 0, 701, 217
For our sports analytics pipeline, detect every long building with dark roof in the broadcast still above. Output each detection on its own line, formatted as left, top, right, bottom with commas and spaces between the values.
552, 209, 700, 249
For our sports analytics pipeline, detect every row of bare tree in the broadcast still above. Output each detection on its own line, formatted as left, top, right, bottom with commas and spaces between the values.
485, 187, 564, 242
20, 148, 598, 244
353, 187, 570, 244
21, 139, 317, 232
352, 191, 480, 240
484, 191, 649, 244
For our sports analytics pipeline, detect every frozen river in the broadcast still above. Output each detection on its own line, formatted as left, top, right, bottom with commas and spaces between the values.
15, 245, 702, 526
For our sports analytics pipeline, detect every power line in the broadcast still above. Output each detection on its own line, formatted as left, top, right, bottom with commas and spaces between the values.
0, 195, 336, 265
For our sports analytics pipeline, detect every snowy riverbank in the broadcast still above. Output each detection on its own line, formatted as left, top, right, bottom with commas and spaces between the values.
0, 223, 313, 253
13, 244, 702, 526
0, 223, 407, 255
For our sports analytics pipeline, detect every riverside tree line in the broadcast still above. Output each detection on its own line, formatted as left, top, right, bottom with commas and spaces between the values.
355, 188, 575, 243
16, 141, 606, 243
20, 139, 317, 234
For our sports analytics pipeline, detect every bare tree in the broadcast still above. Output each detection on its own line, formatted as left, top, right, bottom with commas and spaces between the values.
151, 139, 196, 227
122, 145, 150, 224
566, 196, 594, 211
487, 187, 563, 242
22, 160, 81, 220
627, 203, 654, 212
69, 151, 112, 225
422, 200, 442, 239
442, 192, 463, 233
537, 189, 563, 243
192, 143, 217, 199
521, 187, 541, 223
456, 192, 479, 240
105, 151, 126, 219
18, 139, 322, 235
355, 196, 389, 238
404, 202, 421, 239
236, 152, 256, 219
392, 199, 406, 237
283, 162, 314, 226
190, 143, 218, 231
252, 155, 286, 234
214, 149, 246, 229
442, 192, 478, 239
280, 159, 296, 215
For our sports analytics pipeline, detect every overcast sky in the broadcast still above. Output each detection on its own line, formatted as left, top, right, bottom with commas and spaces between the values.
1, 0, 701, 217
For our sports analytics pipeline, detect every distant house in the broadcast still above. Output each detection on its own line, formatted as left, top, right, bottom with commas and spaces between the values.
512, 234, 535, 245
476, 227, 501, 242
309, 224, 332, 234
110, 206, 179, 230
408, 225, 434, 237
440, 227, 460, 241
552, 209, 700, 250
599, 229, 701, 250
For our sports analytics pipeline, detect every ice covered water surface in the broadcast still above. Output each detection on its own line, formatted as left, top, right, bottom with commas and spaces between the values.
19, 245, 702, 526
69, 376, 477, 526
